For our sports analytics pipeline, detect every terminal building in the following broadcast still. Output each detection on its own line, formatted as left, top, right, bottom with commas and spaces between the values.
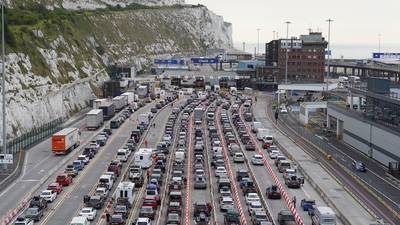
327, 78, 400, 176
258, 32, 327, 84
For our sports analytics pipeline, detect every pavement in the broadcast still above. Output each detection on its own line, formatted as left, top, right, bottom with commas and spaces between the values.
254, 94, 377, 225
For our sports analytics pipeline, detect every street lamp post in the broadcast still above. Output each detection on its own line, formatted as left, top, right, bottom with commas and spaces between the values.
326, 19, 333, 92
284, 21, 291, 84
378, 34, 381, 54
1, 2, 6, 169
257, 28, 260, 56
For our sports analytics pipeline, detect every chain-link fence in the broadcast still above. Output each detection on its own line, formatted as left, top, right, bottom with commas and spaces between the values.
0, 118, 64, 154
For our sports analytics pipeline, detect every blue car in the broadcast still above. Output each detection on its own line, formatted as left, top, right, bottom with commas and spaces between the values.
301, 199, 315, 211
73, 160, 84, 171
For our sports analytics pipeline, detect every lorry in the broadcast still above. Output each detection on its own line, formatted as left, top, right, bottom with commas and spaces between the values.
112, 96, 128, 112
52, 128, 80, 155
86, 109, 104, 130
121, 92, 135, 105
93, 99, 107, 109
257, 128, 270, 141
310, 206, 336, 225
99, 102, 115, 120
138, 85, 149, 98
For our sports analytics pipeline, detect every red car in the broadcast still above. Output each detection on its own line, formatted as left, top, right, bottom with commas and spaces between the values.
142, 196, 158, 208
56, 174, 73, 186
48, 182, 63, 193
263, 142, 270, 149
108, 164, 121, 177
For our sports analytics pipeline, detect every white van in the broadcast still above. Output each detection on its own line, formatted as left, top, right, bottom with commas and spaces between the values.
175, 151, 185, 163
312, 206, 336, 225
70, 216, 90, 225
263, 135, 274, 144
117, 149, 128, 162
133, 148, 153, 169
251, 122, 263, 133
257, 128, 269, 141
99, 174, 114, 190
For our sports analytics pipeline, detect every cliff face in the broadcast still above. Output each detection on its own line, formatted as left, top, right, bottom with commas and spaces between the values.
1, 4, 233, 138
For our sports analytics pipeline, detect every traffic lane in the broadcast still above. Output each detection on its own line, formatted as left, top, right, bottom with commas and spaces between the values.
42, 104, 153, 225
228, 153, 253, 224
241, 148, 287, 222
0, 117, 92, 216
129, 103, 179, 222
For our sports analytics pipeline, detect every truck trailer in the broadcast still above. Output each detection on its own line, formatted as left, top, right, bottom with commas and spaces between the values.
93, 99, 107, 109
112, 96, 128, 112
86, 109, 104, 130
137, 85, 148, 98
52, 128, 80, 155
194, 107, 204, 123
99, 102, 115, 120
121, 92, 135, 105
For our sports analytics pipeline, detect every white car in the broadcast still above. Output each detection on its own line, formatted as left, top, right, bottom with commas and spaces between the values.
269, 150, 280, 159
95, 187, 109, 198
40, 190, 57, 202
251, 154, 264, 166
79, 207, 97, 221
233, 153, 245, 163
248, 201, 263, 214
280, 105, 288, 113
135, 217, 152, 225
77, 155, 90, 165
245, 193, 260, 205
215, 167, 227, 177
89, 141, 100, 150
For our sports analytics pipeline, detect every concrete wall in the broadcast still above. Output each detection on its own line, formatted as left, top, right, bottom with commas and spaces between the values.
328, 104, 400, 166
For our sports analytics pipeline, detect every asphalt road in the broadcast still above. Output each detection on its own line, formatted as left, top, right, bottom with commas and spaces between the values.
40, 103, 155, 225
0, 107, 102, 219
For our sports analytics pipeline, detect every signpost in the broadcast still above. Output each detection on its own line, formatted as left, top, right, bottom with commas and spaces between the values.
0, 154, 13, 164
190, 57, 219, 64
154, 59, 185, 65
372, 52, 400, 59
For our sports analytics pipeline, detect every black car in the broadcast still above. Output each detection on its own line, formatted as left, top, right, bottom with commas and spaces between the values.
352, 160, 366, 172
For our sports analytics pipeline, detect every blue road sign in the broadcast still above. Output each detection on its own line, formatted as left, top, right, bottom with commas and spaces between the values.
372, 52, 400, 59
154, 59, 185, 65
325, 50, 332, 56
191, 57, 219, 64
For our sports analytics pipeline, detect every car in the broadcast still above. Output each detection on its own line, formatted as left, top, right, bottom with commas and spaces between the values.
143, 195, 159, 207
47, 183, 63, 193
283, 169, 296, 180
245, 193, 260, 205
79, 207, 97, 221
279, 105, 288, 114
268, 150, 279, 159
194, 169, 206, 177
236, 169, 249, 182
39, 190, 57, 202
251, 154, 264, 166
134, 217, 152, 225
114, 204, 129, 219
277, 210, 296, 225
266, 185, 281, 199
194, 211, 210, 225
84, 195, 105, 209
219, 197, 234, 212
25, 207, 43, 222
139, 206, 155, 220
251, 210, 269, 225
215, 167, 227, 177
64, 164, 78, 177
15, 217, 34, 225
194, 176, 207, 189
77, 154, 90, 165
300, 199, 315, 211
352, 160, 366, 172
95, 187, 109, 198
56, 173, 73, 186
110, 214, 126, 225
248, 201, 263, 215
233, 152, 245, 163
168, 201, 182, 215
166, 213, 181, 224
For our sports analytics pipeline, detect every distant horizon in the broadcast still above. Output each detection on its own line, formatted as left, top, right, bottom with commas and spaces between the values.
233, 42, 400, 60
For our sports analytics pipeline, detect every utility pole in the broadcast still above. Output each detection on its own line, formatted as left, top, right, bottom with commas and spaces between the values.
242, 42, 246, 52
284, 21, 291, 84
273, 30, 276, 40
378, 33, 381, 54
1, 3, 6, 169
257, 28, 260, 56
326, 18, 333, 92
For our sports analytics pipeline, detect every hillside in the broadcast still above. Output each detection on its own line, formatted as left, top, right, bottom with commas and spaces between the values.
2, 3, 233, 138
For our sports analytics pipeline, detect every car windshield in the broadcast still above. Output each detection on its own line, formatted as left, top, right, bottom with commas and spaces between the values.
26, 208, 38, 214
81, 209, 91, 213
57, 176, 65, 180
137, 222, 147, 225
115, 206, 126, 211
256, 214, 267, 219
168, 214, 179, 220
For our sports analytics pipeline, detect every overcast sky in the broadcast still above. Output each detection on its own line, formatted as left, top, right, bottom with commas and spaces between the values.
186, 0, 400, 48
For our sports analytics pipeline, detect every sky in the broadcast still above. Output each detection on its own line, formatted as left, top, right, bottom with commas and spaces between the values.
186, 0, 400, 58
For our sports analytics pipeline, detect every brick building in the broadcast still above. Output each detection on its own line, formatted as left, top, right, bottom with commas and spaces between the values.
264, 32, 327, 83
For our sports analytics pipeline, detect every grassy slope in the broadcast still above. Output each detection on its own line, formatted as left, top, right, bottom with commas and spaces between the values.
5, 3, 205, 80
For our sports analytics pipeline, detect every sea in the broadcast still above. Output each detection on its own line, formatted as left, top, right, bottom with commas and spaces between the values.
234, 42, 400, 60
